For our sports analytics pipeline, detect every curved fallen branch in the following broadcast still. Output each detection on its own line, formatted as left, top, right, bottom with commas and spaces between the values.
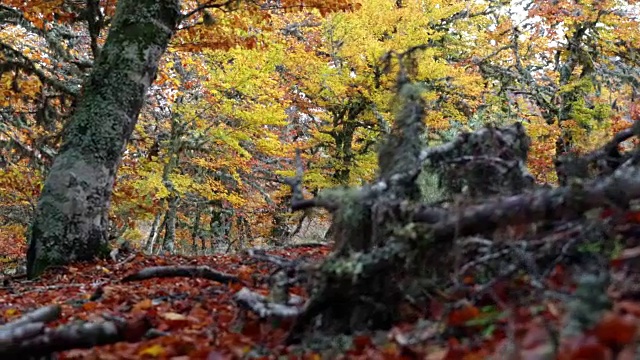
121, 265, 241, 284
0, 305, 151, 359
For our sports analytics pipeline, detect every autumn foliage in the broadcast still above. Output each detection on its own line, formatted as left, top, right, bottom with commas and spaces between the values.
2, 0, 640, 358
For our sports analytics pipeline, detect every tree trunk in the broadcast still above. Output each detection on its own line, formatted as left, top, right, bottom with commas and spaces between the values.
26, 0, 180, 278
288, 76, 535, 341
191, 204, 203, 255
144, 211, 163, 253
161, 194, 178, 254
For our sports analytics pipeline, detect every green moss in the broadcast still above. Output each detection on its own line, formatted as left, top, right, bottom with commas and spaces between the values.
319, 187, 367, 225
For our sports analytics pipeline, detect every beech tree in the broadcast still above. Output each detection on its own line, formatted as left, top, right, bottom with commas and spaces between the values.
23, 0, 356, 278
25, 0, 182, 277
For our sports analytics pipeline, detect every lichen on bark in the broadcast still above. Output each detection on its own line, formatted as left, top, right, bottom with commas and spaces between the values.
287, 60, 540, 342
27, 0, 180, 278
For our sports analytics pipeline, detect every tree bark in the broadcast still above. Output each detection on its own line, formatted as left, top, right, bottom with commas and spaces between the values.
26, 0, 180, 278
144, 211, 163, 253
161, 194, 178, 254
286, 74, 541, 341
191, 204, 203, 255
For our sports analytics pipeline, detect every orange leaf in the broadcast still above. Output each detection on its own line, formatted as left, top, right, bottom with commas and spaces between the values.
133, 298, 153, 312
82, 302, 98, 311
593, 312, 637, 348
447, 305, 480, 327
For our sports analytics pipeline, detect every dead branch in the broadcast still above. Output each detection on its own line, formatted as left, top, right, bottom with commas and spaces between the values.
284, 149, 340, 212
121, 265, 240, 284
282, 242, 328, 249
556, 126, 637, 181
0, 305, 61, 333
413, 161, 640, 241
0, 315, 151, 359
233, 287, 301, 318
246, 249, 296, 268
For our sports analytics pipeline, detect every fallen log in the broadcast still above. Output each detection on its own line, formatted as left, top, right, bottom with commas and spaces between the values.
413, 158, 640, 241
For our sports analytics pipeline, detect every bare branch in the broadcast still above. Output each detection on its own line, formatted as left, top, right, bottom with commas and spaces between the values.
414, 161, 640, 241
121, 265, 241, 284
180, 0, 235, 23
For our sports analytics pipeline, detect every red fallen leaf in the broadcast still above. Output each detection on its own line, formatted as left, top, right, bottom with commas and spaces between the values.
237, 265, 254, 282
593, 312, 637, 348
121, 315, 153, 341
447, 304, 480, 327
560, 335, 609, 360
624, 211, 640, 223
600, 208, 640, 223
240, 319, 263, 337
443, 338, 468, 359
429, 299, 445, 319
489, 280, 510, 302
548, 264, 568, 289
352, 334, 372, 351
600, 208, 615, 220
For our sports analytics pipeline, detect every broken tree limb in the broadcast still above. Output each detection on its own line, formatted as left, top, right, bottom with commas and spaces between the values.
412, 159, 640, 241
0, 304, 61, 333
0, 323, 45, 348
246, 248, 296, 268
284, 149, 340, 212
233, 287, 301, 318
555, 126, 637, 182
121, 265, 241, 284
0, 316, 151, 359
282, 242, 328, 249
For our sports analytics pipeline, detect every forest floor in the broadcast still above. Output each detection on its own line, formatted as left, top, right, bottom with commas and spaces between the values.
2, 241, 640, 359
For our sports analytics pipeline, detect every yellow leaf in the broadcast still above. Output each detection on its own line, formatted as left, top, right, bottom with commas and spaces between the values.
138, 344, 166, 357
4, 308, 19, 317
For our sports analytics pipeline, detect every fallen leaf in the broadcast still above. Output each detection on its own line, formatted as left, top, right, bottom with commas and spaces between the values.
139, 344, 166, 357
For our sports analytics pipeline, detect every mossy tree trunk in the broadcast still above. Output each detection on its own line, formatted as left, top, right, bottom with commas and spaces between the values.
288, 78, 430, 339
26, 0, 180, 278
